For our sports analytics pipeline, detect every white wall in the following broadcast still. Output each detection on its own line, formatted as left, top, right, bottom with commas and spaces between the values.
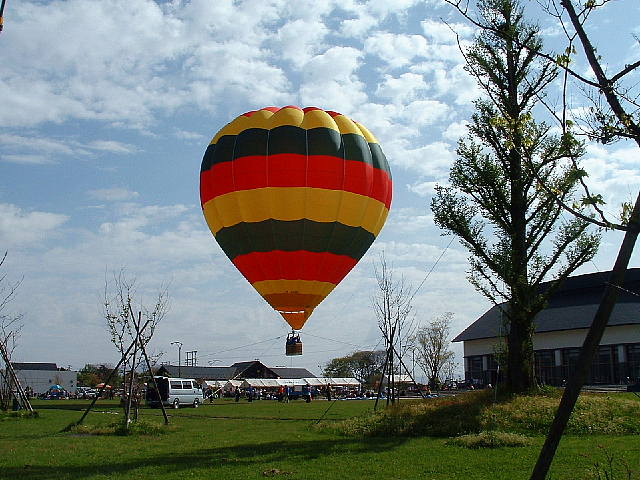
14, 370, 77, 395
462, 324, 640, 357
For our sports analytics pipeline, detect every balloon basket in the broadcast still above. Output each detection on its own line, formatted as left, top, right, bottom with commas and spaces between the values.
285, 332, 303, 356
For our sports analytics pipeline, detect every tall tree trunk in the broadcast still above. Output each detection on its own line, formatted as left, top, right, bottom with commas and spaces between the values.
507, 310, 535, 392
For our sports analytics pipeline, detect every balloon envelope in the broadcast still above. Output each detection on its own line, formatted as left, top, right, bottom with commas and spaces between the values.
200, 106, 392, 330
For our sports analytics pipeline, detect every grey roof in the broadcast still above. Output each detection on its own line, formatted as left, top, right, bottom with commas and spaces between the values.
11, 362, 59, 371
157, 365, 236, 380
270, 367, 316, 379
453, 268, 640, 342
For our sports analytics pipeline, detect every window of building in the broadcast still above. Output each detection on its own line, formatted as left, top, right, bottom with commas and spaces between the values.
590, 345, 614, 384
535, 350, 555, 385
627, 344, 640, 382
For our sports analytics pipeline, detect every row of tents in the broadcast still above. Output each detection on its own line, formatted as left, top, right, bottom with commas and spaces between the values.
203, 377, 361, 391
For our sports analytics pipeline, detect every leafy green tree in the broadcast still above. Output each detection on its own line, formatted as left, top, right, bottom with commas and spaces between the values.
323, 356, 354, 378
77, 364, 122, 388
323, 350, 385, 387
431, 0, 600, 394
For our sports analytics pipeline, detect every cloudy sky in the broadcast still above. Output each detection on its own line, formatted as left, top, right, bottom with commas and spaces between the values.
1, 0, 639, 377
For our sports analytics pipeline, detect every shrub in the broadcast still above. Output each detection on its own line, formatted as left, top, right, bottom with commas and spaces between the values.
446, 431, 532, 449
324, 391, 640, 438
68, 420, 171, 436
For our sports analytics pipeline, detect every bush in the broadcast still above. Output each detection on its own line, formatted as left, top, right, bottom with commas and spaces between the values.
0, 410, 38, 420
68, 420, 170, 436
324, 391, 640, 438
325, 391, 493, 437
446, 431, 532, 449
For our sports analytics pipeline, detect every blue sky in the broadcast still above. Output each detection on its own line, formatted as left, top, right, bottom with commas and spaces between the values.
1, 0, 639, 376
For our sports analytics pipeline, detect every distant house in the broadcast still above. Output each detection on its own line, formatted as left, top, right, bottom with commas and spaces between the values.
453, 269, 640, 387
156, 360, 315, 382
8, 363, 78, 395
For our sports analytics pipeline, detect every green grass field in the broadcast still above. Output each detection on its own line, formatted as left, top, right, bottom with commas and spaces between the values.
1, 395, 639, 480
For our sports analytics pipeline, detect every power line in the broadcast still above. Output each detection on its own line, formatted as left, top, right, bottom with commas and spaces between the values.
302, 331, 378, 349
410, 236, 455, 303
197, 335, 286, 359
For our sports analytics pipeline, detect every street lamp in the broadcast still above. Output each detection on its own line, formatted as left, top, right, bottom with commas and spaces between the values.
171, 341, 183, 377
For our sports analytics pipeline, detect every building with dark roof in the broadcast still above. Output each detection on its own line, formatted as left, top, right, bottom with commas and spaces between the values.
156, 361, 315, 381
6, 362, 77, 394
453, 268, 640, 386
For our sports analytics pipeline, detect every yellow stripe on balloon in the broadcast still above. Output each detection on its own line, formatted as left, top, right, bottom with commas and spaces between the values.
354, 122, 380, 144
331, 114, 363, 136
253, 279, 336, 297
266, 106, 305, 128
202, 187, 389, 235
300, 109, 340, 132
209, 107, 381, 145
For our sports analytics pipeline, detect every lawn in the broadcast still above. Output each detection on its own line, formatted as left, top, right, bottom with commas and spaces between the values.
1, 395, 639, 480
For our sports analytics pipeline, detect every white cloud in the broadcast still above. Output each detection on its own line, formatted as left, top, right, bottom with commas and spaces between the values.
364, 33, 429, 69
443, 120, 469, 141
375, 73, 429, 104
0, 133, 75, 155
421, 19, 474, 44
337, 0, 423, 38
299, 46, 368, 111
0, 204, 69, 247
271, 18, 329, 68
408, 180, 440, 197
1, 154, 54, 165
400, 100, 451, 126
412, 61, 479, 104
0, 133, 136, 165
87, 188, 140, 202
0, 0, 296, 127
87, 140, 137, 154
387, 140, 455, 177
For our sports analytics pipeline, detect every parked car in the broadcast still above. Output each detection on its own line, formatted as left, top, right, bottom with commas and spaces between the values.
146, 377, 204, 408
75, 387, 97, 399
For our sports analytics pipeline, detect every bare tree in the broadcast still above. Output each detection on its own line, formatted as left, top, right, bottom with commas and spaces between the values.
0, 252, 24, 411
103, 270, 168, 428
414, 312, 456, 389
371, 253, 415, 405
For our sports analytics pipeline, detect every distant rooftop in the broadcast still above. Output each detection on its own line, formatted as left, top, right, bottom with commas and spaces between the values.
11, 362, 59, 371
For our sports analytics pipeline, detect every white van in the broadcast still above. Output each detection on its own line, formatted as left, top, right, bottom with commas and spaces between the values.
146, 376, 204, 409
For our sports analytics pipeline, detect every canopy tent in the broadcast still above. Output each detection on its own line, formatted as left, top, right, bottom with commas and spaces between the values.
275, 378, 308, 387
240, 378, 283, 388
223, 379, 243, 390
203, 380, 225, 388
305, 377, 360, 386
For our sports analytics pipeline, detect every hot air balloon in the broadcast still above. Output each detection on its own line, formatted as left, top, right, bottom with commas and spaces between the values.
199, 106, 392, 355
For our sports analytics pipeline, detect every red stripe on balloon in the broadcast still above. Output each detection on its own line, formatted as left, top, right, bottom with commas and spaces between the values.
200, 154, 392, 208
232, 251, 358, 285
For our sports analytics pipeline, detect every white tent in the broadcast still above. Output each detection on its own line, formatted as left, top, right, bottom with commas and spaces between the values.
241, 378, 282, 388
274, 378, 307, 387
303, 377, 360, 387
203, 380, 225, 388
224, 379, 243, 390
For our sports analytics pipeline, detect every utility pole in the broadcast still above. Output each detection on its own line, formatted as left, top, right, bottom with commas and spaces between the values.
171, 341, 183, 376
